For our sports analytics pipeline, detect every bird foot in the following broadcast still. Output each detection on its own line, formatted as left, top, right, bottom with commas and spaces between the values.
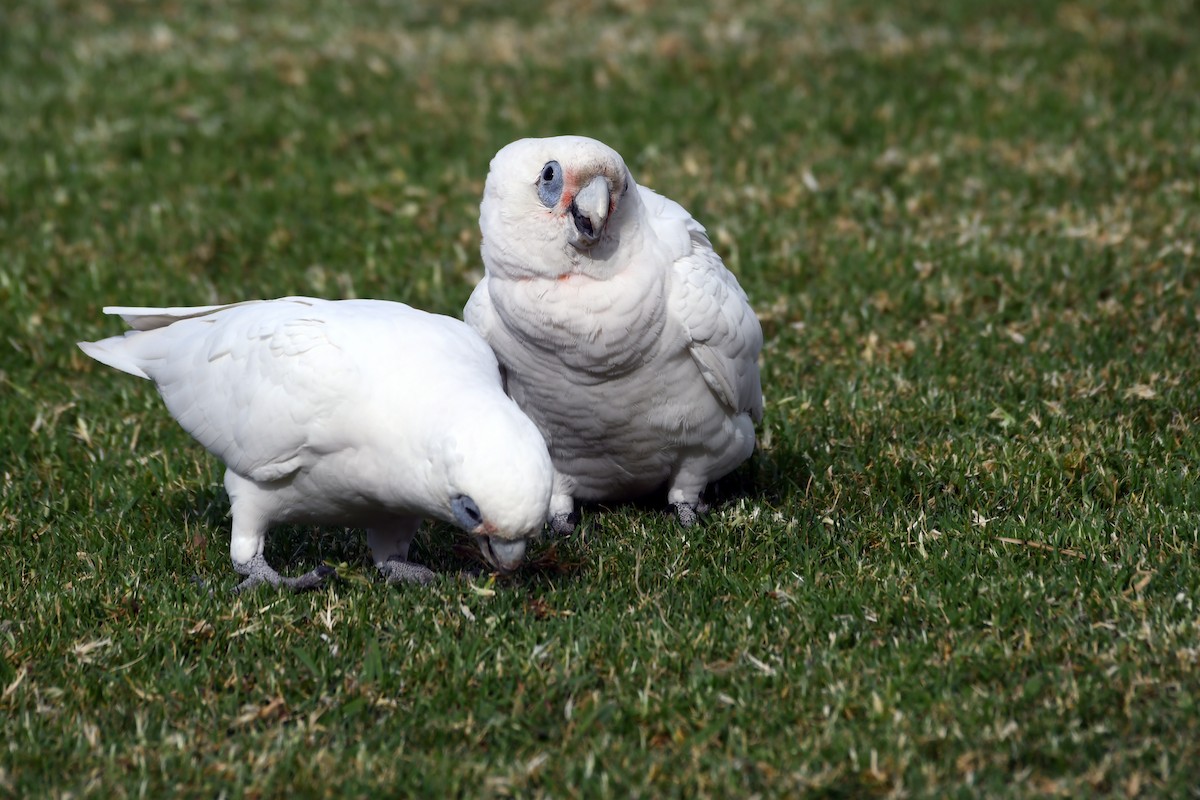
232, 555, 335, 593
549, 511, 579, 536
672, 500, 708, 527
376, 556, 436, 586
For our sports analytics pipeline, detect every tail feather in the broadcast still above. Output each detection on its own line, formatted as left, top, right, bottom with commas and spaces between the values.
103, 299, 266, 331
79, 297, 300, 377
77, 335, 151, 380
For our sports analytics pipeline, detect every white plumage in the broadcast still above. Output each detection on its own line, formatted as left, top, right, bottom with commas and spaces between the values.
465, 136, 763, 531
79, 297, 554, 591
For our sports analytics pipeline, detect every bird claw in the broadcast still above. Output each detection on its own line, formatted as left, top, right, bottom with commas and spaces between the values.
376, 557, 436, 586
231, 555, 335, 594
288, 564, 336, 590
549, 511, 579, 536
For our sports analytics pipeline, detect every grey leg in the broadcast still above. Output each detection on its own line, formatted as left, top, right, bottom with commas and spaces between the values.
226, 471, 332, 594
547, 472, 578, 536
670, 501, 709, 527
549, 510, 579, 536
368, 519, 435, 585
376, 557, 436, 586
668, 464, 710, 528
232, 554, 334, 594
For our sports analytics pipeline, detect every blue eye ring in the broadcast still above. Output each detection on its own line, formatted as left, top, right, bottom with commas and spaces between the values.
537, 160, 564, 208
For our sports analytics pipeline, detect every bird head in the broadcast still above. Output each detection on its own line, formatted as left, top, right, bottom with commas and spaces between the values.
442, 397, 554, 574
480, 135, 639, 281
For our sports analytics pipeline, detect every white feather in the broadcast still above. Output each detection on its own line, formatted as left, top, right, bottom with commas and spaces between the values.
79, 296, 553, 582
466, 136, 763, 523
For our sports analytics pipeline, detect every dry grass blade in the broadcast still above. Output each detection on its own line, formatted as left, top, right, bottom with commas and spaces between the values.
996, 537, 1086, 560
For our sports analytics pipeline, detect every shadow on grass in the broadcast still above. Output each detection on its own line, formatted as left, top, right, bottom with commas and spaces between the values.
156, 446, 806, 593
165, 483, 560, 589
557, 448, 782, 528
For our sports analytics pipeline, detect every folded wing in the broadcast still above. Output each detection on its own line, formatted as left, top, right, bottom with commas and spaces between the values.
81, 298, 358, 483
642, 188, 764, 422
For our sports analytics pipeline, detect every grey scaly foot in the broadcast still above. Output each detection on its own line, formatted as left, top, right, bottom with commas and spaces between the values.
232, 554, 335, 594
286, 564, 336, 590
549, 511, 579, 536
672, 501, 706, 527
376, 556, 436, 586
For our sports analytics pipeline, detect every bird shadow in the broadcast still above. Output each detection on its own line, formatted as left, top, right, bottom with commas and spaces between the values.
166, 486, 475, 588
160, 443, 808, 594
586, 449, 780, 521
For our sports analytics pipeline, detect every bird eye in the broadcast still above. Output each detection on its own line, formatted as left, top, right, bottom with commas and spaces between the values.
537, 160, 564, 208
451, 494, 484, 530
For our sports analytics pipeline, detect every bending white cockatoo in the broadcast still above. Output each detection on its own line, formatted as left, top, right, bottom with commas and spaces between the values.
79, 297, 554, 592
465, 136, 763, 533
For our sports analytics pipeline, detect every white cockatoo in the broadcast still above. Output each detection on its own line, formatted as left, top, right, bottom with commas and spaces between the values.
465, 136, 763, 533
79, 297, 554, 591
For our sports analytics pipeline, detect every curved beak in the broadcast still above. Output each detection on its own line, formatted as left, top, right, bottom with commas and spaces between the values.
475, 535, 528, 573
568, 175, 610, 248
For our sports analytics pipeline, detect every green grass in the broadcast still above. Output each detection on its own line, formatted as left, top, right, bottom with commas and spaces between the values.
3, 0, 1199, 795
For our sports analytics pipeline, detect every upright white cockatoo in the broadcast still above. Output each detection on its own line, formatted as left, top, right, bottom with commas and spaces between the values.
465, 136, 763, 533
79, 297, 554, 591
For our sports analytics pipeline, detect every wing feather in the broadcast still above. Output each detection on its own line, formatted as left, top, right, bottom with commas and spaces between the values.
101, 299, 357, 483
643, 188, 764, 422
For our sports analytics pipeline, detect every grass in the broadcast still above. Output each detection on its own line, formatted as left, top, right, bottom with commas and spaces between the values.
3, 0, 1199, 795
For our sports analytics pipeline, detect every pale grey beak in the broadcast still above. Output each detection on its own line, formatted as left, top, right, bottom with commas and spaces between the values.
568, 175, 610, 247
476, 535, 528, 573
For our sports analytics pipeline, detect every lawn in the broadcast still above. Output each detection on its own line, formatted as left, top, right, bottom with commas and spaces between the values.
2, 0, 1199, 796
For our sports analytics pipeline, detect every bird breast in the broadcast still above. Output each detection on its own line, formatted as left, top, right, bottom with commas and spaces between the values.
490, 263, 668, 376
